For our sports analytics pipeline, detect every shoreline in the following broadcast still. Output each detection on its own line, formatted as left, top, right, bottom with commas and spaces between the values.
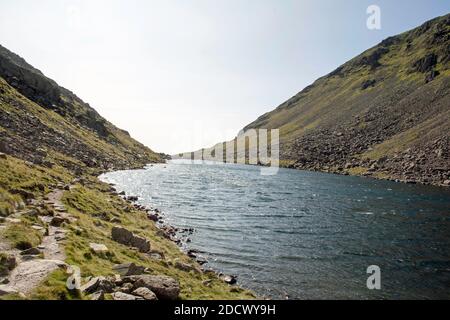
169, 158, 450, 188
100, 175, 249, 296
0, 153, 256, 300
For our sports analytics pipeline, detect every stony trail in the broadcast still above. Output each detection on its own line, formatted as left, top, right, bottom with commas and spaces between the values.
0, 187, 73, 296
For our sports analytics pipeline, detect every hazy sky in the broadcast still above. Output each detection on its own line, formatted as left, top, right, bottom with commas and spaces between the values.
0, 1, 448, 154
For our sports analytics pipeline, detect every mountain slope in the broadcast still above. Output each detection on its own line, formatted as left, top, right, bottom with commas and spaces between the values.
0, 46, 254, 300
192, 14, 450, 186
0, 44, 162, 172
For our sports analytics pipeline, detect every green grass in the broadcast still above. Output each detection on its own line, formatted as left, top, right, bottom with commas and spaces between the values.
1, 223, 43, 250
30, 269, 83, 300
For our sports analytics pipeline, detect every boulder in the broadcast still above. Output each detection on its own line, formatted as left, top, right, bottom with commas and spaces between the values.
132, 287, 158, 300
111, 226, 151, 253
89, 243, 108, 254
80, 276, 114, 294
112, 263, 145, 276
132, 275, 180, 300
0, 152, 7, 159
147, 213, 159, 222
220, 274, 237, 285
112, 292, 144, 300
80, 277, 101, 294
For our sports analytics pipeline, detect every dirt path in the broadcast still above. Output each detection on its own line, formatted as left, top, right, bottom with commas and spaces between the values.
0, 187, 73, 296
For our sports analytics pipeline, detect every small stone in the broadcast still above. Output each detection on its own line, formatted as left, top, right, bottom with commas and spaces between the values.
50, 216, 66, 227
220, 274, 237, 285
0, 152, 7, 159
110, 217, 121, 223
89, 243, 109, 254
132, 287, 158, 300
112, 292, 144, 300
202, 279, 212, 287
31, 225, 45, 231
147, 213, 159, 222
5, 218, 21, 224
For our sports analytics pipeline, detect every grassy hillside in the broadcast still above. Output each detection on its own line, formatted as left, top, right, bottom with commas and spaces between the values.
188, 14, 450, 186
0, 44, 162, 172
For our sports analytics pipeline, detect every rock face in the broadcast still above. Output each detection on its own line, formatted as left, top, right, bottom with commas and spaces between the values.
128, 275, 180, 300
0, 44, 162, 173
111, 226, 151, 253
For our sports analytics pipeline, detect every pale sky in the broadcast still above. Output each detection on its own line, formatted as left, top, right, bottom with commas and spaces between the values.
0, 0, 448, 154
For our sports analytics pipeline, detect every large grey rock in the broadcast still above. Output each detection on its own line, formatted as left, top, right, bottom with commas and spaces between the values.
89, 243, 108, 254
111, 226, 151, 253
132, 287, 158, 300
132, 275, 180, 300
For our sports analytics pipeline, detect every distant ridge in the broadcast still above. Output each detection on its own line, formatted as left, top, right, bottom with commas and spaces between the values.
187, 14, 450, 186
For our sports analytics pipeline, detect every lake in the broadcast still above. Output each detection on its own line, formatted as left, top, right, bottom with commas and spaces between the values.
100, 160, 450, 299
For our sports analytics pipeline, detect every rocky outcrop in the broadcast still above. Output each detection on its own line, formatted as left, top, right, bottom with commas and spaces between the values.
111, 226, 151, 253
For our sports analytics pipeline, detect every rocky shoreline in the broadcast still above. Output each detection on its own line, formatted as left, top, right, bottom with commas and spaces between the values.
105, 179, 240, 288
1, 153, 254, 300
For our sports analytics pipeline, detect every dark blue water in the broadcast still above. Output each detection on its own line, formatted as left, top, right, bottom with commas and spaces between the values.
100, 160, 450, 299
